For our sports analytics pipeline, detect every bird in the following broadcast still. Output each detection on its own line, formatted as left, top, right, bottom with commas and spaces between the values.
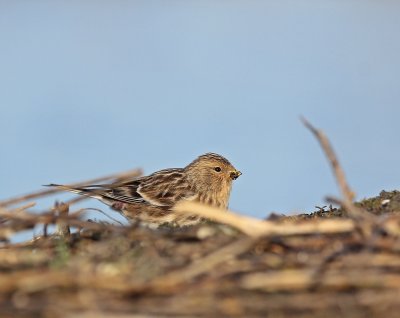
47, 153, 241, 227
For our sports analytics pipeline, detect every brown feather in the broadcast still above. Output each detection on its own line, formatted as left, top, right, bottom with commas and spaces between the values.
47, 153, 241, 227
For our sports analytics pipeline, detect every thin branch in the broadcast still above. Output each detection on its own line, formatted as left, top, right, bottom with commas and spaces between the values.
0, 168, 142, 207
301, 117, 373, 222
149, 237, 257, 293
81, 208, 125, 226
54, 202, 70, 237
301, 116, 354, 203
174, 201, 355, 238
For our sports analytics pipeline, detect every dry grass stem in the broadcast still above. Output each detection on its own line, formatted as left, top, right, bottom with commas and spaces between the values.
301, 117, 376, 241
0, 168, 142, 207
54, 202, 71, 237
175, 201, 355, 237
301, 117, 354, 203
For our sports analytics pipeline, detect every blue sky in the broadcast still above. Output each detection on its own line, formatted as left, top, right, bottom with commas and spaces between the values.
1, 1, 400, 224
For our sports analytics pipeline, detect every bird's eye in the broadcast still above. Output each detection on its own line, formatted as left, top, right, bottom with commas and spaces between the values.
214, 167, 222, 172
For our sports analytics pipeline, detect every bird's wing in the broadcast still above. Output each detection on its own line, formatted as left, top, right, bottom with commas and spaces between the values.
46, 168, 194, 207
136, 168, 195, 206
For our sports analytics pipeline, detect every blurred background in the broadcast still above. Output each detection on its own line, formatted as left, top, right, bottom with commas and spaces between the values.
1, 1, 399, 226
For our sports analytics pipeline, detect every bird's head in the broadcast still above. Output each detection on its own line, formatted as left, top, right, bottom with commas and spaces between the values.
185, 153, 241, 191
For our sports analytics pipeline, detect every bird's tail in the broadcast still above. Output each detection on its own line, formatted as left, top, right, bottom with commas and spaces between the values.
44, 184, 107, 202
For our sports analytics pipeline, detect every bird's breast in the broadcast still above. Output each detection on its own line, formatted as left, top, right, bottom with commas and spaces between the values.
195, 184, 232, 209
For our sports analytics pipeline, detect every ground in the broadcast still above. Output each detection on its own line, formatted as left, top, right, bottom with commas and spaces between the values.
1, 190, 400, 317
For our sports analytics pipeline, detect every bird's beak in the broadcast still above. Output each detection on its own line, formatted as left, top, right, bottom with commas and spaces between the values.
230, 170, 242, 180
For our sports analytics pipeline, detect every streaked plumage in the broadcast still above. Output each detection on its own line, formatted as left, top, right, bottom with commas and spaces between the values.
47, 153, 241, 226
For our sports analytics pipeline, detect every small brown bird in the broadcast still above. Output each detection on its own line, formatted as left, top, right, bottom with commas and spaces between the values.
48, 153, 241, 226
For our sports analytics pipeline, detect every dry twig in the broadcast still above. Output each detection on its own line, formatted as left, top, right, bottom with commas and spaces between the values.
301, 117, 355, 203
174, 201, 355, 237
0, 168, 142, 207
148, 237, 257, 293
54, 202, 71, 237
301, 117, 376, 240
